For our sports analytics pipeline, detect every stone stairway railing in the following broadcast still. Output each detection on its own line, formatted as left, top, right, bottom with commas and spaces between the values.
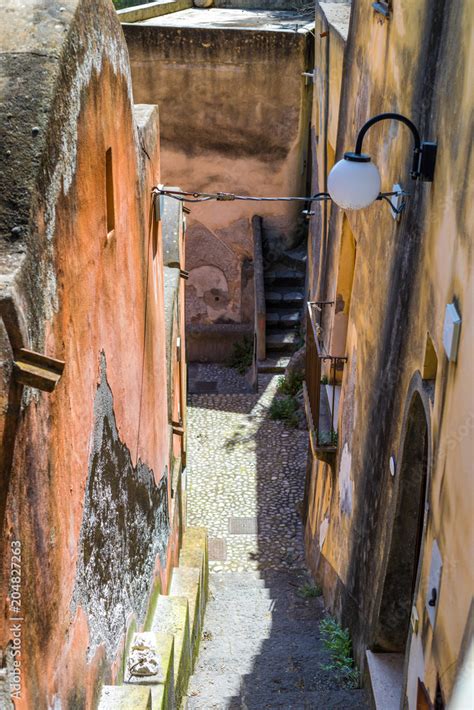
98, 527, 208, 710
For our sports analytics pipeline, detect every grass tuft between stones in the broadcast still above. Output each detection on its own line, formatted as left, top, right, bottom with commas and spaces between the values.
268, 395, 299, 427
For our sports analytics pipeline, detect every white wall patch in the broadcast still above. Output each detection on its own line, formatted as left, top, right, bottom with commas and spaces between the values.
339, 442, 353, 516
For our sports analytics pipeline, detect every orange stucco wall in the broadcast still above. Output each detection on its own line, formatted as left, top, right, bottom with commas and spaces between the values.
0, 2, 185, 707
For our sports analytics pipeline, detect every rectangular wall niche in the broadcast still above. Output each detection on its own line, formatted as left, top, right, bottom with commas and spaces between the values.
106, 147, 115, 234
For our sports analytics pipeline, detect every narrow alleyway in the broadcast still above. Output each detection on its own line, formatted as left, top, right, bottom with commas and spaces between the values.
183, 367, 368, 709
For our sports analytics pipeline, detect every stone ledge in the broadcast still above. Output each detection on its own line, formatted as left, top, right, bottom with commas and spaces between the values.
318, 2, 352, 42
118, 0, 193, 24
365, 650, 403, 710
187, 323, 253, 363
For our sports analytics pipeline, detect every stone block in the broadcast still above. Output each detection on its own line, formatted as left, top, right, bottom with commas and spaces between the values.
98, 685, 151, 710
124, 631, 175, 710
180, 527, 209, 602
169, 567, 201, 666
151, 595, 191, 705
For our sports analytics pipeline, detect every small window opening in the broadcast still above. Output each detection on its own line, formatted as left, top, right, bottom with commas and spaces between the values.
105, 147, 115, 234
422, 333, 438, 380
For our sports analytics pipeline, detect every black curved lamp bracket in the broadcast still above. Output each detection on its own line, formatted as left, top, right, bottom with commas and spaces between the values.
349, 112, 437, 182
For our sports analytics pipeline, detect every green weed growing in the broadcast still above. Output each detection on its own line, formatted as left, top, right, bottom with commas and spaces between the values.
319, 616, 359, 688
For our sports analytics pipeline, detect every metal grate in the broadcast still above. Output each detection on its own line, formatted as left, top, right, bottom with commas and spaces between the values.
192, 380, 218, 393
228, 517, 258, 535
208, 537, 227, 561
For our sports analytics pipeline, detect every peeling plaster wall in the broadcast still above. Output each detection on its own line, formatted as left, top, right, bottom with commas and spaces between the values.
72, 354, 169, 662
305, 0, 474, 704
0, 1, 183, 708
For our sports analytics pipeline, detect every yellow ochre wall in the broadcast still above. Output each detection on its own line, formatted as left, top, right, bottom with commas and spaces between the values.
305, 1, 473, 707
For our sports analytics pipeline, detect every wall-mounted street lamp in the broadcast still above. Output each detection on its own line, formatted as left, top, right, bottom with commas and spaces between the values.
327, 112, 437, 210
155, 114, 437, 216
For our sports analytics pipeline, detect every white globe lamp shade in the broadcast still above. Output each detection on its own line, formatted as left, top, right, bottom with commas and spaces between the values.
328, 153, 381, 210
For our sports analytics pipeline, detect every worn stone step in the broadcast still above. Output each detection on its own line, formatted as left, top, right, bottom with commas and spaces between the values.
209, 585, 291, 600
264, 268, 305, 287
169, 567, 201, 666
192, 649, 329, 676
265, 289, 304, 307
279, 247, 307, 272
265, 310, 301, 328
98, 686, 152, 710
266, 330, 300, 352
257, 355, 291, 373
184, 688, 368, 709
123, 631, 174, 709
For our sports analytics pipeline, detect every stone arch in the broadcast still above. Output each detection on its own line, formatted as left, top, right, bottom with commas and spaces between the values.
374, 376, 431, 652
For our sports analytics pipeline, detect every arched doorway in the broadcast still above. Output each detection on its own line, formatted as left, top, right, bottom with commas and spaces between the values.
374, 391, 429, 652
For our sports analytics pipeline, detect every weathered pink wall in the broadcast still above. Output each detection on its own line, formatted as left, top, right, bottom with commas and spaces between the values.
0, 1, 185, 707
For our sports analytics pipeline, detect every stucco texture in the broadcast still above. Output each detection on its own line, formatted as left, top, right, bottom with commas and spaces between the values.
304, 1, 473, 707
0, 1, 185, 708
123, 19, 313, 336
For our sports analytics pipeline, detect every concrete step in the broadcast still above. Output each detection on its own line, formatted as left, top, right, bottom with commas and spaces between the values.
184, 688, 368, 709
266, 330, 300, 352
265, 288, 304, 307
266, 309, 301, 329
257, 355, 291, 373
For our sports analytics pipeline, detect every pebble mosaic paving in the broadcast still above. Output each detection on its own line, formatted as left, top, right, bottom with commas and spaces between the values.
187, 366, 308, 573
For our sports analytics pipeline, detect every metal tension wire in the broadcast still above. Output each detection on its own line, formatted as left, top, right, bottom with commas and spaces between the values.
152, 187, 332, 204
153, 186, 408, 213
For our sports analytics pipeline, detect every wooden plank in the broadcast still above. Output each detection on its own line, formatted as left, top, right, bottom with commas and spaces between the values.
13, 349, 65, 392
16, 348, 65, 374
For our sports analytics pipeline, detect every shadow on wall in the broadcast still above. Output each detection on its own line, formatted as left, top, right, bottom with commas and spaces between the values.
72, 353, 170, 662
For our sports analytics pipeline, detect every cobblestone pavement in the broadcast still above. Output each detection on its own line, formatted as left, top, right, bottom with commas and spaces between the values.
187, 368, 308, 573
188, 363, 253, 395
184, 367, 368, 709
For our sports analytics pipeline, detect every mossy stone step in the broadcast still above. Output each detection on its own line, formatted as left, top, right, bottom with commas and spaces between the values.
180, 527, 209, 604
169, 567, 202, 667
98, 686, 152, 710
151, 596, 191, 706
124, 631, 174, 710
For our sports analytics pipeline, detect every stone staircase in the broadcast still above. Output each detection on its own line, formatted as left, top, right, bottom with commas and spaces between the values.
98, 528, 208, 710
183, 569, 368, 709
258, 246, 307, 374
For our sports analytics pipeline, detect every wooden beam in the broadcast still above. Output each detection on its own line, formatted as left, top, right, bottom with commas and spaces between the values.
13, 349, 65, 392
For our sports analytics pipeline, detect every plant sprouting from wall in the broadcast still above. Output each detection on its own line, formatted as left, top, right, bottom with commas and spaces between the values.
319, 616, 359, 689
